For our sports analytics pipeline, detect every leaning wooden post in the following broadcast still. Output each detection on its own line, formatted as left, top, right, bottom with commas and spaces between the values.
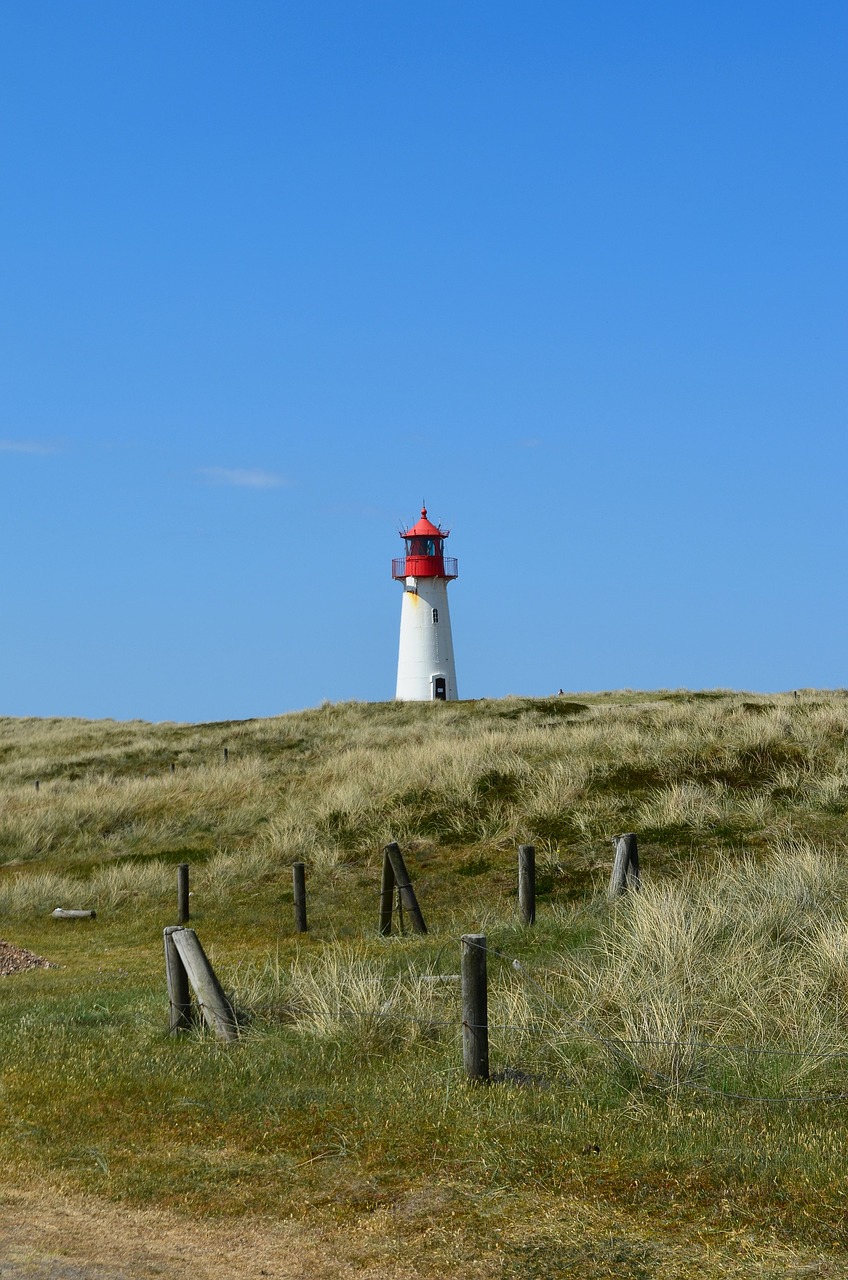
170, 928, 238, 1042
163, 926, 192, 1032
222, 746, 229, 764
609, 833, 641, 900
292, 862, 307, 933
518, 844, 536, 925
461, 933, 489, 1083
379, 848, 396, 936
384, 842, 427, 934
177, 862, 190, 924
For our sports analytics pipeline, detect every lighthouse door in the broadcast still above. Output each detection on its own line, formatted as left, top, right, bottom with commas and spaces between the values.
433, 676, 447, 701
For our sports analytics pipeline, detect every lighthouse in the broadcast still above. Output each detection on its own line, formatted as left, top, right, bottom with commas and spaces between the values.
393, 507, 459, 701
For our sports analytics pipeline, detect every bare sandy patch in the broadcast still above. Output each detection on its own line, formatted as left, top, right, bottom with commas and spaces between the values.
0, 1181, 845, 1280
0, 1183, 440, 1280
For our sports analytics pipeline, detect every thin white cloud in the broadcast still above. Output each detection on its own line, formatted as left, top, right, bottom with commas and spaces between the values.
0, 439, 60, 455
197, 467, 286, 490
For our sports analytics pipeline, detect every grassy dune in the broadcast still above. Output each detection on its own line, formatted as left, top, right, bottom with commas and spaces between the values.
2, 691, 848, 1277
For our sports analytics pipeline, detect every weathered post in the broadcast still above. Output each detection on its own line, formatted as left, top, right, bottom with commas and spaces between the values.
170, 762, 176, 775
379, 848, 396, 936
177, 862, 190, 924
609, 833, 641, 900
461, 933, 489, 1083
518, 844, 536, 925
292, 862, 307, 933
163, 926, 192, 1032
34, 779, 40, 793
384, 842, 427, 934
170, 928, 238, 1042
222, 747, 229, 764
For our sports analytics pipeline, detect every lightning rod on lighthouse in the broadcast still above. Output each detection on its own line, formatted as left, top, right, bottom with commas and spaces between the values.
392, 507, 459, 701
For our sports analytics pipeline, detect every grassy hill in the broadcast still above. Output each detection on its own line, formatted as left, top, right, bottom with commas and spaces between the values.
2, 691, 848, 1278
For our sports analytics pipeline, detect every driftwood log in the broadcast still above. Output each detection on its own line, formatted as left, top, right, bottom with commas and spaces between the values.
51, 908, 96, 920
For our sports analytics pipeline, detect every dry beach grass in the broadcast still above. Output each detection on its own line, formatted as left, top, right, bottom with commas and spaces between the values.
3, 691, 848, 1277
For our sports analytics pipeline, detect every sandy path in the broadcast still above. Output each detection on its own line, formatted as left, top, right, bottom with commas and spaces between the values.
2, 1182, 845, 1279
0, 1186, 436, 1280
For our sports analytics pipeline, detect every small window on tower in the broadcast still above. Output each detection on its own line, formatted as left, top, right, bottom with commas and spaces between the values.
432, 608, 439, 624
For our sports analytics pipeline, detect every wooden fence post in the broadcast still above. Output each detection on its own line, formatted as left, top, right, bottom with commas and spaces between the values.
177, 862, 190, 924
169, 928, 238, 1042
292, 862, 307, 933
379, 848, 396, 936
163, 926, 192, 1033
609, 833, 641, 900
384, 842, 427, 934
222, 747, 229, 764
518, 844, 536, 925
461, 933, 489, 1083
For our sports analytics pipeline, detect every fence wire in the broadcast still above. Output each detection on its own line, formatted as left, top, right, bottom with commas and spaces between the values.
235, 934, 848, 1105
457, 935, 848, 1105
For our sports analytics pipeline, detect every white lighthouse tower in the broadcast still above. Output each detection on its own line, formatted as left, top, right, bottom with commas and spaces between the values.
393, 507, 459, 701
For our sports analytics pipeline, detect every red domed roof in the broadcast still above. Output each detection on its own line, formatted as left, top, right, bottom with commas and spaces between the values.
400, 507, 450, 540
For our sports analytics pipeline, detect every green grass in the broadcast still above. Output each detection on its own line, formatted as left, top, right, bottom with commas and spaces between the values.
3, 691, 848, 1275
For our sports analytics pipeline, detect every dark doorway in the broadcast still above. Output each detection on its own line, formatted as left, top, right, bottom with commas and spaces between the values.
433, 676, 447, 701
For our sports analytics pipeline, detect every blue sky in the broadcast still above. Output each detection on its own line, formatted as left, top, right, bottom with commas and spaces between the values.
2, 1, 846, 720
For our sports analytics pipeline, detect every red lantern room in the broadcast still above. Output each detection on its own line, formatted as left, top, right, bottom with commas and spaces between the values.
392, 507, 459, 581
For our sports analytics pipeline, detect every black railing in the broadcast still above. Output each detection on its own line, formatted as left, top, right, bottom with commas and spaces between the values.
392, 556, 458, 580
